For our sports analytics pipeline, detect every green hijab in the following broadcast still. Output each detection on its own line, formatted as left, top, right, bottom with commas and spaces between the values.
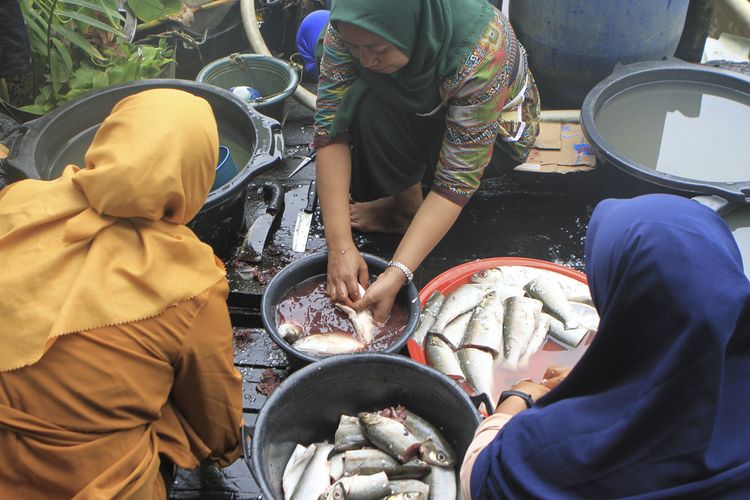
329, 0, 493, 137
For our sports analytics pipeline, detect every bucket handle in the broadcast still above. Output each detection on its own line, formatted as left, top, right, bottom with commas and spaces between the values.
241, 423, 263, 498
469, 393, 495, 415
691, 195, 739, 216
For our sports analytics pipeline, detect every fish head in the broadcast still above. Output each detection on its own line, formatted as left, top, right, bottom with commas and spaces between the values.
419, 439, 456, 467
470, 268, 503, 284
277, 321, 303, 343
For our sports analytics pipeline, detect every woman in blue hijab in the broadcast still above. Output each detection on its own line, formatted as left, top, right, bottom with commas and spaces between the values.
296, 9, 330, 81
461, 194, 750, 498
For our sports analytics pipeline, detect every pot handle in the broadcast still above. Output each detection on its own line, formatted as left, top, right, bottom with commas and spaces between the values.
241, 423, 263, 496
469, 393, 495, 415
251, 117, 284, 176
691, 195, 739, 216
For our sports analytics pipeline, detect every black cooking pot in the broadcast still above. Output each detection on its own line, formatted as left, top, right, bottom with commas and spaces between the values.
581, 60, 750, 209
261, 252, 420, 365
243, 353, 482, 499
3, 79, 283, 259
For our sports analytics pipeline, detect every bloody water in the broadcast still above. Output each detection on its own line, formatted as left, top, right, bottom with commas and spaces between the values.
275, 274, 408, 352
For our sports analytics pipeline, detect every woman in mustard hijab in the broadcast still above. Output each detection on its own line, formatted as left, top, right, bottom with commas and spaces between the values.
0, 89, 243, 498
314, 0, 540, 321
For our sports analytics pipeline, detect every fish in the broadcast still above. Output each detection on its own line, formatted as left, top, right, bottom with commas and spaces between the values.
321, 472, 391, 500
554, 274, 593, 305
548, 317, 589, 348
478, 283, 526, 301
293, 333, 366, 357
336, 284, 376, 344
334, 415, 371, 453
469, 267, 504, 285
460, 292, 504, 356
388, 480, 430, 497
436, 311, 472, 350
358, 412, 422, 463
457, 347, 495, 405
282, 443, 316, 500
290, 443, 334, 500
424, 335, 465, 382
343, 449, 431, 479
384, 494, 426, 500
569, 301, 600, 332
496, 266, 543, 288
429, 284, 487, 334
329, 452, 345, 482
524, 275, 578, 328
518, 313, 552, 369
503, 296, 544, 370
401, 411, 456, 468
424, 465, 456, 500
278, 321, 303, 344
412, 291, 446, 345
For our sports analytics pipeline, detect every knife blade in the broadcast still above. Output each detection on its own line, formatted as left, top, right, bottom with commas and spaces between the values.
287, 150, 317, 179
237, 181, 284, 263
292, 180, 317, 253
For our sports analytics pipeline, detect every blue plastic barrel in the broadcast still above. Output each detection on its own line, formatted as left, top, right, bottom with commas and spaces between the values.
509, 0, 690, 108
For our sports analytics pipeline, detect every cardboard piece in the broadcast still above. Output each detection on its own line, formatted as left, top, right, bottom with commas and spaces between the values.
515, 122, 597, 174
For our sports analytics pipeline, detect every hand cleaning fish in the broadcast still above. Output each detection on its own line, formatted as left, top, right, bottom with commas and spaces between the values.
336, 284, 376, 344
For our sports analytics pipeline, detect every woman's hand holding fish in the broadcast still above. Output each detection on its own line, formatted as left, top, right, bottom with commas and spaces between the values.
326, 245, 370, 306
497, 380, 550, 416
353, 268, 403, 323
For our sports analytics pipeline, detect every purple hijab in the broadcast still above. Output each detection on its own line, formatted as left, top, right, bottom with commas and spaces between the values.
471, 194, 750, 498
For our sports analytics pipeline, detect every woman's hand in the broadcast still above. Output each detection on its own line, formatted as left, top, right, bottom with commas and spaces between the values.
353, 267, 404, 323
326, 244, 369, 307
496, 379, 550, 416
541, 365, 572, 390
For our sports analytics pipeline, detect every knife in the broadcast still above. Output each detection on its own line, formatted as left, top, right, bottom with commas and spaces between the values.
287, 150, 317, 179
236, 181, 284, 263
292, 180, 317, 253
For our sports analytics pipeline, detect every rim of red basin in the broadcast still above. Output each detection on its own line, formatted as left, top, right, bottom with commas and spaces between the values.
407, 257, 588, 367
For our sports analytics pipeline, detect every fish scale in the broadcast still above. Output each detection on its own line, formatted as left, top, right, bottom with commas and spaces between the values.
460, 292, 504, 356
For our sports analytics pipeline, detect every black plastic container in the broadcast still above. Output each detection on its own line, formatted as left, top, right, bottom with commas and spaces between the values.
261, 252, 420, 365
245, 353, 482, 499
4, 79, 284, 259
581, 60, 750, 207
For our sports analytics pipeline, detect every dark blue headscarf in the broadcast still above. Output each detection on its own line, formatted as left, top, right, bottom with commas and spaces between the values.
471, 194, 750, 498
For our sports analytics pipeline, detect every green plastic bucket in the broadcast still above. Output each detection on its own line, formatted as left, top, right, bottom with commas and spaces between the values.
196, 54, 300, 121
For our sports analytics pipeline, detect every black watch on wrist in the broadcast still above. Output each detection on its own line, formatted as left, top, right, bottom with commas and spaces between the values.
498, 389, 535, 409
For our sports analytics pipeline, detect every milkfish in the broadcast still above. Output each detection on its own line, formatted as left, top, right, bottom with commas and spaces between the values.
321, 472, 391, 500
293, 333, 366, 357
479, 282, 526, 301
282, 443, 316, 500
424, 335, 465, 382
460, 292, 504, 356
384, 494, 426, 500
329, 452, 345, 482
524, 275, 578, 329
424, 465, 456, 500
569, 302, 600, 332
548, 317, 589, 348
503, 296, 543, 370
518, 313, 552, 369
457, 347, 495, 405
343, 449, 431, 479
469, 267, 504, 285
358, 413, 422, 463
388, 480, 430, 497
289, 443, 334, 500
437, 311, 472, 350
334, 415, 371, 453
402, 410, 456, 468
412, 291, 446, 345
336, 284, 376, 344
278, 321, 303, 344
429, 284, 487, 335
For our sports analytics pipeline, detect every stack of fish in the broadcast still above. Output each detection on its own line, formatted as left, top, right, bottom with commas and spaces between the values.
282, 406, 458, 500
414, 266, 599, 408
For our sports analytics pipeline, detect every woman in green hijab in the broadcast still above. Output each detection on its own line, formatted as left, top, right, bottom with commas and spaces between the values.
314, 0, 540, 320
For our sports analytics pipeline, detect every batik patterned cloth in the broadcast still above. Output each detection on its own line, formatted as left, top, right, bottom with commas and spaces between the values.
314, 9, 540, 205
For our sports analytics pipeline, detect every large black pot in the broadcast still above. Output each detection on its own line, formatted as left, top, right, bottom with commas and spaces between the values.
4, 79, 283, 259
244, 353, 482, 499
581, 60, 750, 208
261, 252, 420, 365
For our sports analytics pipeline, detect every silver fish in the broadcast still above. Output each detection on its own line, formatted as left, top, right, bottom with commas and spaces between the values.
290, 443, 334, 500
402, 411, 456, 468
424, 465, 456, 500
334, 415, 370, 453
429, 284, 487, 334
457, 347, 495, 404
293, 333, 366, 357
343, 449, 431, 479
503, 296, 543, 370
497, 266, 543, 288
336, 284, 375, 344
278, 321, 303, 344
424, 335, 465, 382
569, 302, 600, 332
469, 267, 504, 285
329, 452, 345, 482
524, 275, 578, 328
518, 313, 552, 369
388, 480, 430, 496
460, 292, 504, 356
437, 311, 472, 350
412, 291, 446, 345
548, 317, 588, 348
358, 413, 422, 463
283, 443, 316, 500
554, 274, 593, 305
384, 494, 426, 500
479, 282, 526, 301
323, 472, 391, 500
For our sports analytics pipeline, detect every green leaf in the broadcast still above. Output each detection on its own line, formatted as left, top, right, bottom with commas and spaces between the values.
49, 49, 67, 91
92, 71, 109, 89
60, 10, 123, 36
126, 0, 181, 23
19, 104, 50, 115
51, 24, 104, 59
60, 0, 124, 20
50, 38, 74, 76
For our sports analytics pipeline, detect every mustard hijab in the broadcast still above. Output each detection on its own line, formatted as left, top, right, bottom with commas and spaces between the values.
0, 88, 226, 372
